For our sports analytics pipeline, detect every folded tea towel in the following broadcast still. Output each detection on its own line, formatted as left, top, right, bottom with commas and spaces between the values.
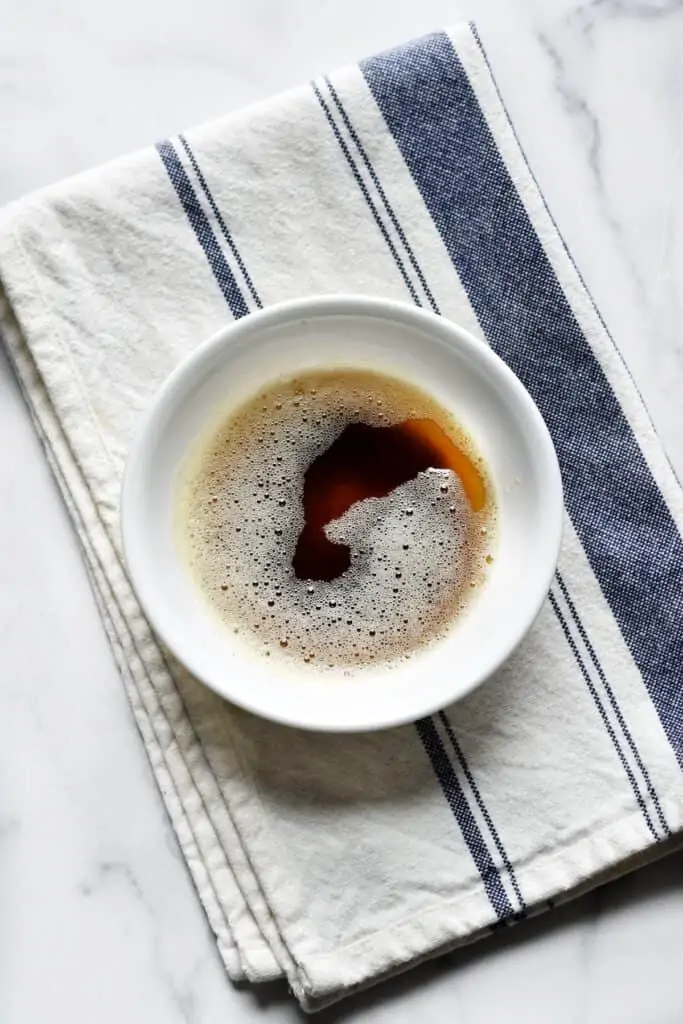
2, 23, 683, 1012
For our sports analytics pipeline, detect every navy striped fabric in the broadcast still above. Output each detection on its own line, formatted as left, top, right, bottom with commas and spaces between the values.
154, 28, 683, 928
323, 76, 441, 315
361, 32, 683, 771
311, 73, 670, 847
549, 590, 660, 840
156, 140, 250, 320
177, 134, 263, 310
158, 131, 522, 920
311, 81, 424, 307
415, 718, 514, 919
312, 79, 540, 906
555, 570, 670, 837
438, 711, 527, 911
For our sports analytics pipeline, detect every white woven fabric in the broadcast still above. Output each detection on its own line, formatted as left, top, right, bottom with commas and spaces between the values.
2, 24, 683, 1012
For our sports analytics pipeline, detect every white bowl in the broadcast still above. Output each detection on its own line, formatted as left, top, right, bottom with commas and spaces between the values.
122, 296, 563, 732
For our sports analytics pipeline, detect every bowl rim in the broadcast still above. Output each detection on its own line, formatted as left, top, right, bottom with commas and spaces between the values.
121, 294, 564, 731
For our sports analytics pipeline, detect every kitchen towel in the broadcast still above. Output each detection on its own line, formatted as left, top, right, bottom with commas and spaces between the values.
2, 23, 683, 1012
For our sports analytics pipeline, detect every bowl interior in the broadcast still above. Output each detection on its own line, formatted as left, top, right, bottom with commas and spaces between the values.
122, 297, 563, 731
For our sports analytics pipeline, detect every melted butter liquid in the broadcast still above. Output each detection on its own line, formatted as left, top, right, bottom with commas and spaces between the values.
176, 367, 496, 670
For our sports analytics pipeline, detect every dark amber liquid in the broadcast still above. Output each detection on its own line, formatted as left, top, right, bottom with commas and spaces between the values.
293, 418, 486, 582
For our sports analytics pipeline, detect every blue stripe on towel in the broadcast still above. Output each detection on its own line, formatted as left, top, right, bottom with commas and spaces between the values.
415, 718, 514, 920
323, 77, 440, 314
311, 81, 423, 307
438, 711, 526, 910
320, 63, 667, 881
361, 31, 683, 770
156, 139, 250, 320
555, 570, 670, 838
177, 134, 263, 310
549, 590, 659, 840
324, 69, 666, 838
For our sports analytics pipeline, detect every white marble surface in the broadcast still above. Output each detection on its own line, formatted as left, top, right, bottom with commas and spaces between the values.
1, 0, 683, 1021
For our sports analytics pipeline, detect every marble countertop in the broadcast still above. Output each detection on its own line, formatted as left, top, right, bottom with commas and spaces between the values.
1, 1, 682, 1021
